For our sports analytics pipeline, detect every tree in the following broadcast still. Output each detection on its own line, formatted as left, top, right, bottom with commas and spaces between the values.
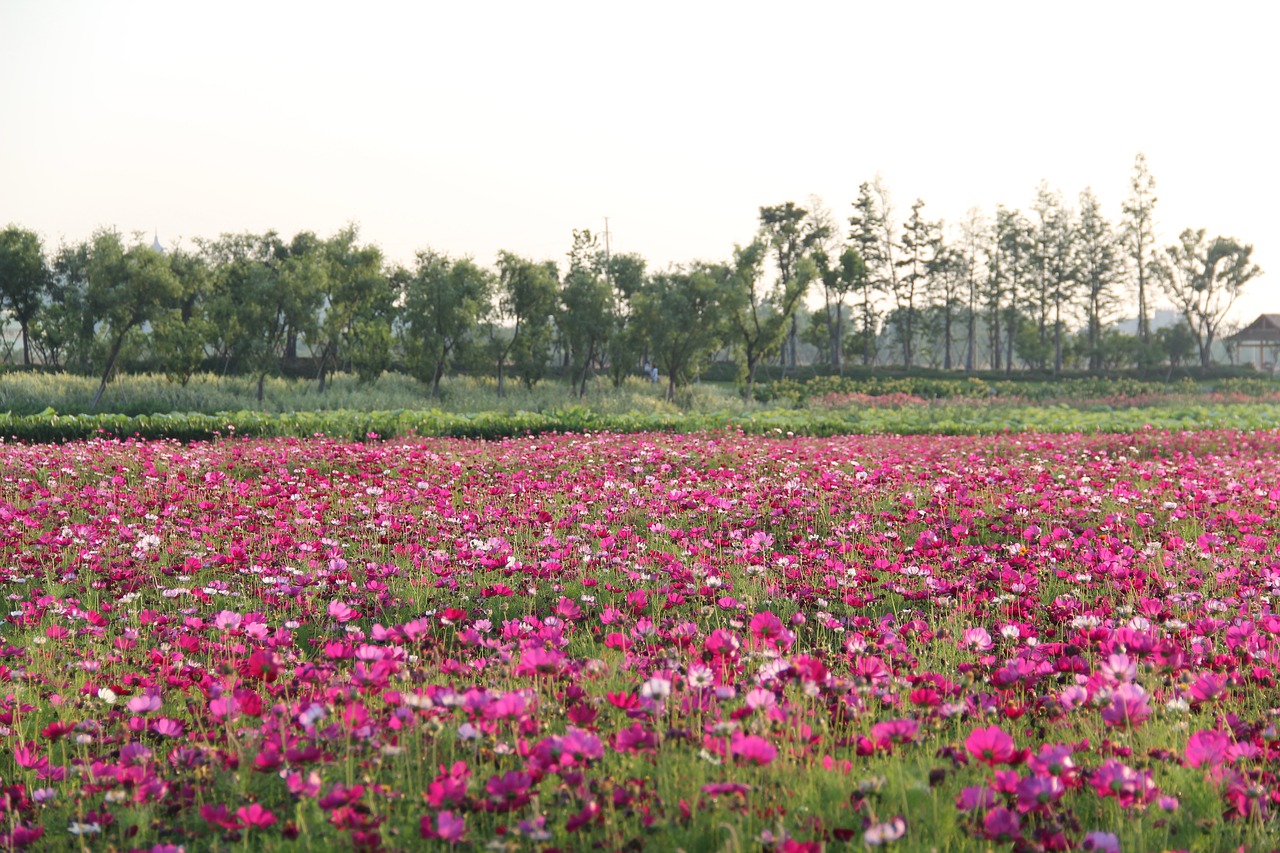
38, 240, 96, 371
313, 226, 389, 391
398, 250, 492, 398
1121, 153, 1158, 344
1159, 229, 1262, 369
1030, 185, 1078, 373
1076, 189, 1121, 373
82, 230, 181, 409
558, 229, 615, 397
149, 245, 212, 384
1155, 320, 1197, 370
848, 182, 886, 367
814, 245, 866, 374
201, 231, 322, 402
893, 199, 934, 368
758, 202, 829, 371
986, 207, 1032, 372
494, 252, 558, 396
0, 225, 50, 366
633, 265, 728, 401
926, 232, 966, 371
957, 208, 986, 371
723, 237, 811, 399
603, 252, 648, 387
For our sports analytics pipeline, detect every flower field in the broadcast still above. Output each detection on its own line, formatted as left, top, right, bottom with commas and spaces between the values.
3, 429, 1280, 851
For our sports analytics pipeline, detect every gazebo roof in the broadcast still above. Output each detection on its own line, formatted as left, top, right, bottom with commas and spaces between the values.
1227, 314, 1280, 343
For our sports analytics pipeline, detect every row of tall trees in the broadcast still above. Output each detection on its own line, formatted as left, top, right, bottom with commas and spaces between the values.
831, 157, 1262, 374
0, 155, 1265, 405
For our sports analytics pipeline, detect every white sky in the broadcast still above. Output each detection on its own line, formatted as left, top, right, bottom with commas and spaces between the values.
2, 0, 1276, 323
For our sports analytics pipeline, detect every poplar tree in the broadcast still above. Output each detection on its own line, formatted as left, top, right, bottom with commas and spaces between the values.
1121, 153, 1158, 344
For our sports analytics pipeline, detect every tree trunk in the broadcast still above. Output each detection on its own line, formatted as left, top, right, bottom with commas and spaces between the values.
943, 306, 952, 370
834, 302, 844, 376
91, 332, 129, 411
1053, 303, 1063, 375
432, 361, 445, 399
257, 372, 267, 403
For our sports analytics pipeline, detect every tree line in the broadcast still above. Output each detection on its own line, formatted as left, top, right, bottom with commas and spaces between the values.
0, 155, 1264, 407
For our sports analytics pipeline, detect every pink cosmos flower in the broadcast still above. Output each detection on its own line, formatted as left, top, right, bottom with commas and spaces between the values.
486, 771, 532, 810
1090, 758, 1157, 808
327, 599, 358, 623
965, 725, 1016, 766
1015, 774, 1064, 812
235, 804, 276, 829
962, 627, 993, 652
430, 811, 466, 844
730, 732, 778, 766
1186, 672, 1225, 705
955, 785, 1000, 812
1027, 744, 1076, 779
126, 694, 161, 714
982, 808, 1021, 842
1100, 683, 1152, 728
870, 718, 919, 748
1185, 729, 1231, 769
1082, 832, 1120, 853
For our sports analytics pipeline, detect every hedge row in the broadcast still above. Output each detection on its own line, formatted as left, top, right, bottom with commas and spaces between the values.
4, 402, 1280, 443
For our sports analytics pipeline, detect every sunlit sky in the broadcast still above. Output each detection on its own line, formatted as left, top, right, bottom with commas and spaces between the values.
2, 0, 1276, 323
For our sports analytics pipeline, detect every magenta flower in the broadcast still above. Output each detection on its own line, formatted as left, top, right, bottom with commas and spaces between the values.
1090, 758, 1157, 808
235, 803, 276, 829
870, 718, 919, 749
962, 627, 993, 652
426, 810, 466, 844
955, 785, 1000, 812
730, 732, 778, 766
981, 807, 1021, 842
1186, 672, 1226, 705
1082, 831, 1120, 852
327, 599, 358, 623
1099, 683, 1152, 728
1185, 729, 1231, 769
965, 725, 1016, 766
485, 771, 532, 809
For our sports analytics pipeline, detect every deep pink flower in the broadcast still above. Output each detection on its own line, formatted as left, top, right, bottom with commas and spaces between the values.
870, 718, 919, 749
1090, 758, 1156, 808
1100, 683, 1152, 728
327, 599, 358, 623
965, 726, 1016, 766
1185, 729, 1231, 769
1082, 832, 1120, 853
235, 803, 276, 829
982, 808, 1021, 842
730, 732, 777, 766
424, 810, 466, 844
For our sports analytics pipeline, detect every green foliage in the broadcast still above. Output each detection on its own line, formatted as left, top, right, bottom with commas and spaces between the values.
633, 265, 729, 399
558, 230, 614, 397
1160, 229, 1263, 368
495, 251, 558, 394
398, 251, 493, 396
6, 396, 1280, 443
0, 224, 50, 365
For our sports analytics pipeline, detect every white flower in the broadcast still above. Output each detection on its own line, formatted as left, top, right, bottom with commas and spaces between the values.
97, 687, 118, 704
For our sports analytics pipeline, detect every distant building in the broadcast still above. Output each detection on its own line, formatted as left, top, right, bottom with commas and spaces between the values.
1112, 308, 1180, 336
151, 232, 165, 255
1225, 314, 1280, 372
